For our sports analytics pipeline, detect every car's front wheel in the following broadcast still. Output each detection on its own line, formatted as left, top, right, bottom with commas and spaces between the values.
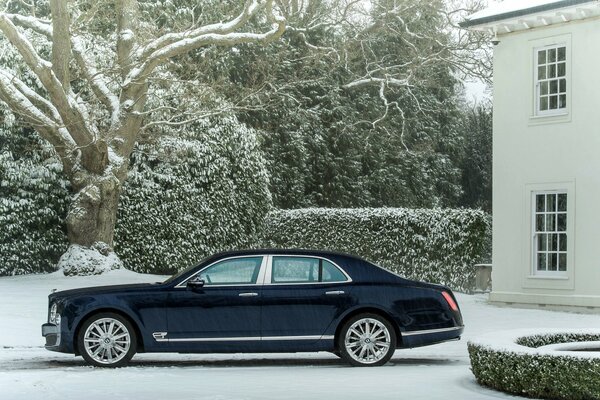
78, 312, 137, 368
338, 313, 396, 367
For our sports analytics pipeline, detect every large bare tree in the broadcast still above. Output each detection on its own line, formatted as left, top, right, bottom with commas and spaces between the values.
0, 0, 285, 273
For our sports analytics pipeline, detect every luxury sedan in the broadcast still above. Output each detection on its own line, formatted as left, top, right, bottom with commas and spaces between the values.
42, 249, 464, 367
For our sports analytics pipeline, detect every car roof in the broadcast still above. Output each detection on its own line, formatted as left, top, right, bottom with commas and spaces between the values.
210, 248, 368, 262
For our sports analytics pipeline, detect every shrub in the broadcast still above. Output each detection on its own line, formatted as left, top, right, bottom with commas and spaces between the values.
0, 129, 69, 276
468, 330, 600, 400
114, 115, 272, 274
260, 207, 491, 292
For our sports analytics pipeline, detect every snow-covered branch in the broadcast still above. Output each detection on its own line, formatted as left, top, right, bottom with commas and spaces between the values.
343, 76, 410, 90
0, 69, 75, 162
127, 0, 286, 85
0, 14, 95, 150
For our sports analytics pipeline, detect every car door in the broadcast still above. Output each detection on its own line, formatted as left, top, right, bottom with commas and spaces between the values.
260, 255, 353, 339
166, 256, 265, 346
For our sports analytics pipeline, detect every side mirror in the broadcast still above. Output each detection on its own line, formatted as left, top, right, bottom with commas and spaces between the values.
186, 277, 205, 290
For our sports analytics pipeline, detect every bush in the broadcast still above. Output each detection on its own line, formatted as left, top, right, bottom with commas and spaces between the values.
114, 115, 272, 274
260, 207, 490, 292
468, 330, 600, 400
0, 129, 69, 276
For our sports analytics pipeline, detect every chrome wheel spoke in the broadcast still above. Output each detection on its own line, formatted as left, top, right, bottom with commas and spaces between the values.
344, 317, 392, 365
84, 317, 131, 365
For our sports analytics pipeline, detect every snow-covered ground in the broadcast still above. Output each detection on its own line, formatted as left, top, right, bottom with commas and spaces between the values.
1, 270, 600, 400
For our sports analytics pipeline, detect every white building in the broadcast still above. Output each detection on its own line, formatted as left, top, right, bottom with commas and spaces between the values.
462, 0, 600, 309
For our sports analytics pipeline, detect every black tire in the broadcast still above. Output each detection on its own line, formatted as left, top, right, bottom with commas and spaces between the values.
337, 313, 396, 367
77, 312, 137, 368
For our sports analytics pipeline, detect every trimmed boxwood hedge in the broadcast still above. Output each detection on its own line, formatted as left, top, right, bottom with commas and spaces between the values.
469, 330, 600, 400
260, 208, 491, 292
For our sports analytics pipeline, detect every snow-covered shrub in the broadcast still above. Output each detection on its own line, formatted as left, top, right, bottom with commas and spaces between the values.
0, 129, 69, 276
260, 208, 490, 292
114, 115, 271, 274
468, 330, 600, 400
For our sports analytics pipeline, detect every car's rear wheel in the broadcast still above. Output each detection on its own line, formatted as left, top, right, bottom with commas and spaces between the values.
78, 312, 137, 368
338, 313, 396, 367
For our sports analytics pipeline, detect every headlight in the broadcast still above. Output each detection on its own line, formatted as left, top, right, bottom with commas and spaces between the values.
49, 303, 59, 324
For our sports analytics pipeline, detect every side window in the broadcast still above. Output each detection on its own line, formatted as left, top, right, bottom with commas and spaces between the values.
272, 257, 319, 283
271, 256, 348, 283
321, 260, 348, 282
197, 257, 262, 285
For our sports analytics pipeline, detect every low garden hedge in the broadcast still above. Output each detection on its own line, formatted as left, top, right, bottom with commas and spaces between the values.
468, 330, 600, 400
260, 207, 491, 292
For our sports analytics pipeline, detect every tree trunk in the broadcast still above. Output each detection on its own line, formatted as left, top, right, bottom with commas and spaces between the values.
59, 172, 124, 275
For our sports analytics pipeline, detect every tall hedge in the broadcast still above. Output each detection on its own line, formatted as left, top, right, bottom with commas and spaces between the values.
114, 116, 272, 274
0, 126, 70, 276
260, 208, 491, 292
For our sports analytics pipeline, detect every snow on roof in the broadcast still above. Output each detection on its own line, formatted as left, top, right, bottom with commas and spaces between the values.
461, 0, 598, 28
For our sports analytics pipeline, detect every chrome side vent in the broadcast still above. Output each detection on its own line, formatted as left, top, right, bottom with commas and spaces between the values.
152, 332, 168, 342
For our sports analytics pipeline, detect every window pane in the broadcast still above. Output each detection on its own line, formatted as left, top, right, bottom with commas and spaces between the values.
548, 64, 556, 78
549, 80, 558, 94
538, 50, 546, 64
546, 194, 556, 212
272, 257, 319, 283
537, 234, 547, 251
536, 214, 545, 232
559, 94, 567, 109
559, 253, 567, 271
546, 214, 556, 232
321, 260, 348, 282
557, 47, 566, 61
559, 79, 566, 93
549, 253, 558, 271
549, 95, 558, 109
557, 213, 567, 232
537, 253, 547, 271
558, 193, 567, 211
540, 81, 548, 95
557, 62, 566, 77
199, 257, 262, 285
548, 48, 556, 62
536, 194, 545, 212
559, 233, 567, 251
538, 66, 546, 80
550, 233, 558, 251
540, 96, 549, 111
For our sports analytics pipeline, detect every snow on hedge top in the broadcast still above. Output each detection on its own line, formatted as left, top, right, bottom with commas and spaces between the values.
469, 328, 600, 360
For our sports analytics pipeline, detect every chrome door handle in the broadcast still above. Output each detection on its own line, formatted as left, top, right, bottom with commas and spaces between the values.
239, 292, 259, 297
325, 290, 345, 295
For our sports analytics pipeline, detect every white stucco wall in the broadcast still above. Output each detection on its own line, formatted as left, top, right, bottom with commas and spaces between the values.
491, 16, 600, 308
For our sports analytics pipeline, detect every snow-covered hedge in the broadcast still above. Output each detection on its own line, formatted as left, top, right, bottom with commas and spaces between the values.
260, 208, 490, 292
114, 116, 272, 274
468, 330, 600, 400
0, 132, 69, 276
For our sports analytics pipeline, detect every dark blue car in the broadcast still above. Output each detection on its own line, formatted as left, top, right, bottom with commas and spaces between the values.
42, 249, 464, 367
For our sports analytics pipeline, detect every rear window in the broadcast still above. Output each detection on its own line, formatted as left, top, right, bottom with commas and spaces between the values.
271, 256, 348, 283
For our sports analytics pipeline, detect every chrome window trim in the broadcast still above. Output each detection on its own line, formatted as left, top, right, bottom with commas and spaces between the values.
153, 334, 335, 343
175, 255, 269, 289
400, 326, 464, 337
265, 254, 353, 286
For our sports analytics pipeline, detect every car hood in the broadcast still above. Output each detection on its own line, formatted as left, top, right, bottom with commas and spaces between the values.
49, 283, 160, 300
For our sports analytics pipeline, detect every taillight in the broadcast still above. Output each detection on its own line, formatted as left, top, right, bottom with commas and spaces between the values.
442, 291, 459, 312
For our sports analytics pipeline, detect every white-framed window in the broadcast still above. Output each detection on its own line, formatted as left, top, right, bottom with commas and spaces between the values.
532, 191, 568, 275
534, 44, 567, 116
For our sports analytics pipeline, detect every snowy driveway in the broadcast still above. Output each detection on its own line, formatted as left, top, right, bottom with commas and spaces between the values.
2, 271, 599, 400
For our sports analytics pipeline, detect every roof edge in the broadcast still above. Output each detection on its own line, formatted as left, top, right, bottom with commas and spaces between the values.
460, 0, 596, 28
